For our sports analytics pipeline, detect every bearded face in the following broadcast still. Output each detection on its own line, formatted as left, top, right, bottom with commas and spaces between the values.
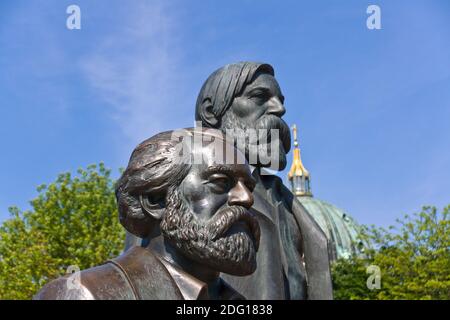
160, 189, 260, 276
222, 111, 291, 171
218, 72, 291, 171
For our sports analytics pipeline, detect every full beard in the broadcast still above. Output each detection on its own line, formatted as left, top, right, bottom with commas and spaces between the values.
221, 112, 291, 171
160, 189, 260, 276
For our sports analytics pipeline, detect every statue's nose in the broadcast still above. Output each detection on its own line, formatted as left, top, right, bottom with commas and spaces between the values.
267, 97, 286, 117
228, 181, 254, 209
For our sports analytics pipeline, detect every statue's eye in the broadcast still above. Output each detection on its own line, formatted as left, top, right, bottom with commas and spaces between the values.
249, 90, 270, 101
208, 174, 232, 193
246, 180, 256, 193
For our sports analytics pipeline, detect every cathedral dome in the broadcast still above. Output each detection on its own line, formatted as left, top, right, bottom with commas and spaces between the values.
296, 196, 364, 261
287, 124, 364, 261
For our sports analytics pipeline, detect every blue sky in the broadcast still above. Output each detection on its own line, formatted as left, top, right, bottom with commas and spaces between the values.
1, 0, 449, 227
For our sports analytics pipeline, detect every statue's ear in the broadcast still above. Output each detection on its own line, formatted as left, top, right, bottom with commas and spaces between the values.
199, 98, 219, 127
139, 193, 165, 220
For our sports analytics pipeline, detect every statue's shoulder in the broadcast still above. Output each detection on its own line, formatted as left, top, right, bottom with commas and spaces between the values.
33, 262, 131, 300
34, 247, 184, 300
113, 246, 184, 299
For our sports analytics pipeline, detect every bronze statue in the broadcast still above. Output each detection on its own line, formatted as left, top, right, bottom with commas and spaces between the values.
194, 62, 333, 299
35, 128, 260, 300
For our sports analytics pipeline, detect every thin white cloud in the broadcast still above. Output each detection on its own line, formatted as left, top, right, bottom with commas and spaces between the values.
80, 1, 186, 145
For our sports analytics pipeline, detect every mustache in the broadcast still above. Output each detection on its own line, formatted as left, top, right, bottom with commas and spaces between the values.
160, 193, 259, 276
207, 206, 260, 251
254, 115, 291, 152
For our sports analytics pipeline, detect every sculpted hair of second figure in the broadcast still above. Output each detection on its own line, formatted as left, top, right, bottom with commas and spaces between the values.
195, 62, 291, 171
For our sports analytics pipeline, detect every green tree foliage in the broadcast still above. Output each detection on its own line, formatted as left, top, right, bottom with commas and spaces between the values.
0, 164, 125, 299
332, 205, 450, 300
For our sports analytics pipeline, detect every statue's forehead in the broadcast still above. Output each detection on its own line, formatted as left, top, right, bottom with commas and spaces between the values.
198, 138, 248, 166
189, 156, 252, 184
244, 72, 281, 92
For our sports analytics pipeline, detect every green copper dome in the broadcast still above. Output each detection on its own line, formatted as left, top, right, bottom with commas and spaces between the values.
287, 124, 364, 261
297, 196, 364, 261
